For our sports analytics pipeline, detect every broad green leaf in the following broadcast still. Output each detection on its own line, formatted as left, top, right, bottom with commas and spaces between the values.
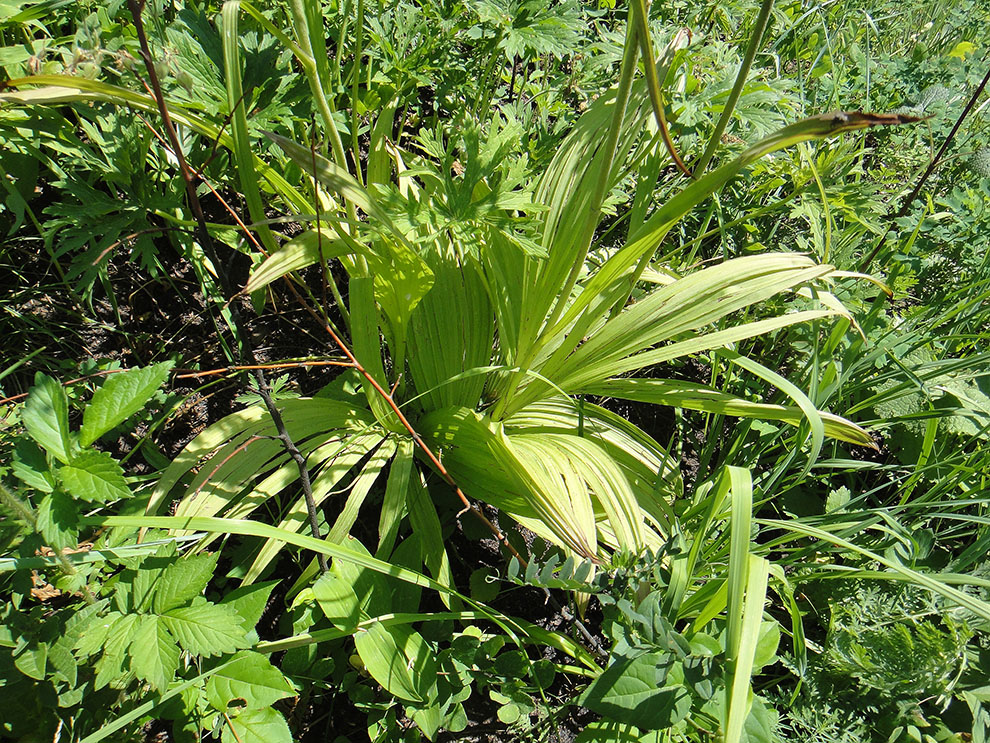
580, 652, 692, 729
22, 373, 72, 463
420, 407, 597, 557
47, 637, 78, 687
13, 642, 47, 680
129, 615, 180, 692
58, 450, 130, 503
50, 601, 107, 687
244, 229, 351, 294
222, 706, 292, 743
131, 547, 178, 613
354, 620, 437, 703
507, 399, 683, 522
80, 362, 173, 446
206, 651, 295, 711
512, 432, 640, 553
407, 253, 493, 410
741, 697, 778, 743
75, 610, 121, 658
11, 438, 55, 493
409, 701, 444, 739
162, 598, 249, 657
312, 572, 363, 632
153, 553, 220, 614
753, 621, 780, 672
36, 490, 79, 551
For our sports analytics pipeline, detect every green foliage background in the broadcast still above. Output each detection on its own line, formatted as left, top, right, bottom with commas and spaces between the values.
1, 0, 989, 741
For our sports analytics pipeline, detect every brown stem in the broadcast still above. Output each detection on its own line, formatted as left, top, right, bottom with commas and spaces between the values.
126, 0, 329, 571
859, 63, 990, 272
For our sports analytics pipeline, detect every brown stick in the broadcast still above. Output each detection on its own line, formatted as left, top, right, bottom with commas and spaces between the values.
858, 63, 990, 272
126, 0, 329, 572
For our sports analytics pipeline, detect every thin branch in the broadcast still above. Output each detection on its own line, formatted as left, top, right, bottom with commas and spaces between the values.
858, 62, 990, 272
173, 360, 352, 378
252, 374, 329, 573
126, 0, 329, 572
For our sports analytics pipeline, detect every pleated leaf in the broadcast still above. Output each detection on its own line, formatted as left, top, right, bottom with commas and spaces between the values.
584, 378, 874, 447
245, 229, 351, 293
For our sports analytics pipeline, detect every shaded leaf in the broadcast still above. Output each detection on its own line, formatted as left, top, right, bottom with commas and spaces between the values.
22, 373, 72, 463
354, 621, 437, 703
36, 490, 79, 552
312, 572, 363, 633
11, 438, 55, 493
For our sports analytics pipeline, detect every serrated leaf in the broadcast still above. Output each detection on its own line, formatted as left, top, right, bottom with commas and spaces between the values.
219, 581, 278, 631
95, 613, 140, 689
206, 651, 295, 711
47, 637, 78, 686
152, 553, 219, 614
162, 598, 249, 657
580, 652, 692, 730
22, 373, 72, 463
129, 615, 180, 691
11, 438, 55, 493
354, 621, 437, 703
51, 600, 107, 686
36, 490, 79, 551
58, 450, 131, 503
80, 362, 173, 446
222, 706, 292, 743
75, 610, 120, 658
131, 546, 179, 613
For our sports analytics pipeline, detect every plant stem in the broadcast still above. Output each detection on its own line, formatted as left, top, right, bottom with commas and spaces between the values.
0, 481, 95, 604
858, 62, 990, 272
539, 17, 640, 343
127, 0, 330, 571
694, 0, 775, 174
